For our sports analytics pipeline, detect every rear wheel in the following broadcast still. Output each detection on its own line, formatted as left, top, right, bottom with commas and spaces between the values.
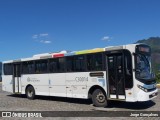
26, 86, 35, 100
92, 89, 108, 107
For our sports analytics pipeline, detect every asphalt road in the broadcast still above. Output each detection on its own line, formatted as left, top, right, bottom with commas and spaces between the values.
0, 83, 159, 120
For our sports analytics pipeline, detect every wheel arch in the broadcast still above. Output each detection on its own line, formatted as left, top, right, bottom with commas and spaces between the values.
88, 85, 107, 99
25, 84, 35, 94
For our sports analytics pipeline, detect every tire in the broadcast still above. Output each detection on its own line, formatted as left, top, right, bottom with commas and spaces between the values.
92, 89, 108, 107
26, 86, 35, 100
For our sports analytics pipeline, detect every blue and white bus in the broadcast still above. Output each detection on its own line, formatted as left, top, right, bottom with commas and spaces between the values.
2, 43, 158, 107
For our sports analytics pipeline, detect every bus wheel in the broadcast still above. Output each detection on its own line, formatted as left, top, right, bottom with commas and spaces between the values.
26, 86, 35, 100
92, 89, 107, 107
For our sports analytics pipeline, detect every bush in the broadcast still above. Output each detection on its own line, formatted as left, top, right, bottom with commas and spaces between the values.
155, 72, 160, 84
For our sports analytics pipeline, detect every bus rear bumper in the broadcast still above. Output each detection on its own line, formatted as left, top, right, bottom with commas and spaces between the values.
137, 88, 158, 101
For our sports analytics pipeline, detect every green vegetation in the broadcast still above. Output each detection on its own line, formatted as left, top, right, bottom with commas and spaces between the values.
136, 37, 160, 83
155, 72, 160, 84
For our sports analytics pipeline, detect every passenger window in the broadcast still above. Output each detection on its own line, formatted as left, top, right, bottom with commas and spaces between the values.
66, 56, 74, 72
22, 61, 35, 74
28, 61, 35, 74
41, 60, 48, 73
87, 53, 103, 71
58, 58, 65, 72
22, 62, 28, 74
35, 60, 48, 73
74, 55, 86, 71
87, 54, 94, 71
94, 53, 103, 71
35, 61, 41, 73
4, 63, 13, 75
49, 59, 58, 73
49, 58, 65, 73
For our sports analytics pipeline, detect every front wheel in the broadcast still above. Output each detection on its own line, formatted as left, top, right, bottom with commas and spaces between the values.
92, 89, 108, 107
26, 86, 35, 100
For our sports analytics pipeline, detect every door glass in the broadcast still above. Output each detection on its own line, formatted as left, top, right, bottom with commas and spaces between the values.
116, 55, 124, 95
108, 56, 116, 94
107, 53, 125, 98
14, 64, 21, 77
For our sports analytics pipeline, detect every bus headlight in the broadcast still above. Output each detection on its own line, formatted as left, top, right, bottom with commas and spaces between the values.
137, 84, 148, 92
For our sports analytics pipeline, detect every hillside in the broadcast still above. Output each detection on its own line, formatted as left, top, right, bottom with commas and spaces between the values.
136, 37, 160, 72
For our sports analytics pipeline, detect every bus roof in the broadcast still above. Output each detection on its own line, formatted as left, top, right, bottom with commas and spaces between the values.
2, 43, 143, 63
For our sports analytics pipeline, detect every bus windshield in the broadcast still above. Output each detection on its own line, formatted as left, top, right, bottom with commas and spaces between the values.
135, 53, 154, 80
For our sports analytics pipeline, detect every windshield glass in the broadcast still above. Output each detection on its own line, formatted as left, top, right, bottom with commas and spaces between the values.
135, 54, 154, 80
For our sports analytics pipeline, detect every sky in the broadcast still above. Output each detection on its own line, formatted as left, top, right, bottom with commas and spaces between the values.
0, 0, 160, 61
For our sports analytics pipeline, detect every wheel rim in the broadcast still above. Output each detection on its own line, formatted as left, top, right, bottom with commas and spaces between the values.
96, 92, 105, 103
28, 90, 33, 97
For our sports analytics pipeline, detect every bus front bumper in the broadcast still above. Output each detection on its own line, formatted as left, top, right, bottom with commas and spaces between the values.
137, 88, 158, 101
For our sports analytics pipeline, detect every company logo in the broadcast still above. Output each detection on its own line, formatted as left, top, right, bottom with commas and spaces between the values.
27, 77, 31, 82
2, 112, 11, 117
27, 77, 40, 82
1, 112, 42, 118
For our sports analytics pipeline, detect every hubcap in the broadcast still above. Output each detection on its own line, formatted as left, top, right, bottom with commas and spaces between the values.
96, 92, 105, 103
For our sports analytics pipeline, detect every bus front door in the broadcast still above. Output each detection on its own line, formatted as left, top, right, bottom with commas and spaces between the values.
107, 53, 125, 100
13, 64, 21, 93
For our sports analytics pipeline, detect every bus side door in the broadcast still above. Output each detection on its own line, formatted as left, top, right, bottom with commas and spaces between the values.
13, 64, 22, 93
107, 52, 125, 100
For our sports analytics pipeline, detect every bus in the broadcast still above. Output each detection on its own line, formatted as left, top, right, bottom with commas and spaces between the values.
2, 43, 158, 107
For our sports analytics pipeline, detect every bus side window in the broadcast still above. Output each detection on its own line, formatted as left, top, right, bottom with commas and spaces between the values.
41, 60, 48, 73
66, 56, 74, 72
49, 59, 58, 73
94, 53, 103, 71
74, 55, 86, 72
28, 61, 35, 74
35, 61, 41, 73
4, 63, 13, 75
87, 54, 94, 71
22, 61, 35, 74
49, 58, 65, 73
22, 62, 28, 74
87, 53, 103, 71
58, 58, 65, 72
